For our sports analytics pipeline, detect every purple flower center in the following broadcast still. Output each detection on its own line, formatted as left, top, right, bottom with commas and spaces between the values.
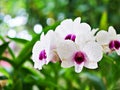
109, 40, 120, 50
74, 51, 86, 64
39, 50, 47, 60
65, 34, 76, 42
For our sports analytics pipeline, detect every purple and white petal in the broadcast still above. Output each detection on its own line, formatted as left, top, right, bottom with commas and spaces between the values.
57, 40, 78, 66
34, 60, 46, 70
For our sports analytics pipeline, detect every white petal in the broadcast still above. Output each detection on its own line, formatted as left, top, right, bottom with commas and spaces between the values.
32, 40, 50, 62
32, 37, 49, 63
61, 19, 73, 26
32, 30, 58, 67
75, 35, 85, 45
45, 30, 61, 63
75, 35, 88, 49
73, 18, 82, 34
79, 23, 91, 33
40, 32, 45, 41
108, 26, 116, 37
45, 30, 54, 36
96, 30, 110, 45
45, 30, 56, 47
57, 40, 78, 66
49, 31, 61, 48
34, 63, 42, 70
32, 41, 43, 62
34, 60, 45, 70
75, 62, 84, 73
84, 61, 98, 69
55, 25, 65, 37
60, 19, 73, 33
55, 25, 74, 39
102, 45, 110, 53
49, 50, 60, 63
83, 42, 103, 62
74, 17, 81, 23
75, 34, 95, 49
40, 33, 51, 53
91, 28, 99, 35
32, 41, 41, 53
117, 34, 120, 40
74, 24, 91, 39
32, 51, 39, 62
61, 61, 74, 68
116, 50, 120, 55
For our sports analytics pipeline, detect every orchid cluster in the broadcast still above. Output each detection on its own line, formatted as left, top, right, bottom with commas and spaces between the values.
32, 17, 120, 73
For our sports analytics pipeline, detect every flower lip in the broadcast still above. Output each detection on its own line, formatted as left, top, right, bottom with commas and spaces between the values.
114, 40, 120, 50
74, 51, 86, 64
39, 50, 47, 60
109, 41, 114, 50
65, 34, 76, 41
109, 40, 120, 50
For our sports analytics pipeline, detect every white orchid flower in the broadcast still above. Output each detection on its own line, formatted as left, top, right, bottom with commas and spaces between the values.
96, 26, 120, 55
32, 30, 60, 70
55, 17, 93, 42
32, 17, 104, 73
57, 40, 103, 73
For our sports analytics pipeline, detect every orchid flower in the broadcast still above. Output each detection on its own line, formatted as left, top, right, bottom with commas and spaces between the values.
55, 17, 94, 42
31, 17, 104, 73
96, 26, 120, 55
57, 40, 103, 73
55, 17, 103, 73
32, 30, 59, 70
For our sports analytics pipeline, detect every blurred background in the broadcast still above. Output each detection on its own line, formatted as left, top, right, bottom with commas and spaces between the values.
0, 0, 120, 90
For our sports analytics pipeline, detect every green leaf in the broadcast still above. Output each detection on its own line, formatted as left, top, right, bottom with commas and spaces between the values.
43, 21, 60, 34
0, 57, 15, 66
22, 66, 45, 80
12, 78, 23, 90
81, 72, 106, 90
103, 54, 114, 63
99, 11, 108, 30
8, 47, 15, 60
7, 37, 29, 44
0, 76, 8, 80
22, 66, 59, 88
0, 67, 10, 79
16, 34, 40, 66
0, 36, 15, 59
0, 42, 9, 56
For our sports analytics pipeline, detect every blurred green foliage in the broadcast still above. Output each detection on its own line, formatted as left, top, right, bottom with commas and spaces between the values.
0, 0, 120, 90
